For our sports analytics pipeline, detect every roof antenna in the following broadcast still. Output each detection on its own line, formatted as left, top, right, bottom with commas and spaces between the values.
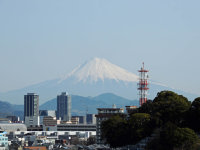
143, 62, 144, 69
86, 106, 88, 115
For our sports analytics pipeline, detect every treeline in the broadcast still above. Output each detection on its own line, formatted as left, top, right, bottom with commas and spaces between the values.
101, 91, 200, 150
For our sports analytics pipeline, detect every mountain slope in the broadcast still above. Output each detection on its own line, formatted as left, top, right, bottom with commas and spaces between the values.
0, 100, 14, 116
0, 93, 138, 118
60, 57, 138, 83
93, 93, 135, 106
40, 93, 138, 115
0, 100, 24, 119
0, 57, 198, 104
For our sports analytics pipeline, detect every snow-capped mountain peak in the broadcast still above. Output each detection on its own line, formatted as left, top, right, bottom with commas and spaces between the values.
59, 57, 139, 83
1, 57, 197, 105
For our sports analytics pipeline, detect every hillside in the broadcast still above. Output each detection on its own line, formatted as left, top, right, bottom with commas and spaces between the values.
0, 93, 138, 118
40, 93, 138, 115
0, 58, 196, 104
0, 100, 23, 118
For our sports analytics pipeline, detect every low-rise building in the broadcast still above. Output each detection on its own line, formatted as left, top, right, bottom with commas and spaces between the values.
25, 116, 40, 127
23, 146, 47, 150
86, 114, 96, 124
95, 107, 124, 144
0, 130, 8, 149
27, 125, 43, 131
43, 116, 60, 126
126, 106, 137, 114
6, 116, 20, 123
71, 117, 79, 124
0, 123, 27, 132
72, 116, 86, 124
57, 124, 96, 132
0, 118, 10, 124
39, 110, 56, 125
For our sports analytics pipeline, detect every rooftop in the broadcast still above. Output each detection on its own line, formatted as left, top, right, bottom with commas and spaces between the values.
0, 123, 27, 132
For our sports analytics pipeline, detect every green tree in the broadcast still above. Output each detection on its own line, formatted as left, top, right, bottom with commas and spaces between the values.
147, 122, 199, 150
128, 113, 153, 145
101, 91, 197, 149
101, 113, 152, 147
101, 115, 128, 148
152, 91, 191, 126
186, 97, 200, 132
139, 100, 153, 114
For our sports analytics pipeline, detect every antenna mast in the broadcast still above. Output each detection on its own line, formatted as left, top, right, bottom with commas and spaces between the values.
138, 62, 149, 106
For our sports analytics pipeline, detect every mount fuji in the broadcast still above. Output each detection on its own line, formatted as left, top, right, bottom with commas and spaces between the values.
59, 57, 138, 83
0, 57, 197, 104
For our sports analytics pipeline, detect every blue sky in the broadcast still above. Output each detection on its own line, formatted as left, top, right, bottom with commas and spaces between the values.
0, 0, 200, 95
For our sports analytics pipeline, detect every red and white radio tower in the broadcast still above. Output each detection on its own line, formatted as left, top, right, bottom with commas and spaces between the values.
138, 62, 149, 106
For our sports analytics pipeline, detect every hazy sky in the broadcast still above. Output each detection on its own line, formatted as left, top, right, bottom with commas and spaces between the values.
0, 0, 200, 95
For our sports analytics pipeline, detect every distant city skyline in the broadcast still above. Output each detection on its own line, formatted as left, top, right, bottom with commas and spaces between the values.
0, 0, 200, 96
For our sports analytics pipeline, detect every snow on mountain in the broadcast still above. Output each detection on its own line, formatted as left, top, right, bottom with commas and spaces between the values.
0, 57, 198, 104
59, 57, 139, 83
